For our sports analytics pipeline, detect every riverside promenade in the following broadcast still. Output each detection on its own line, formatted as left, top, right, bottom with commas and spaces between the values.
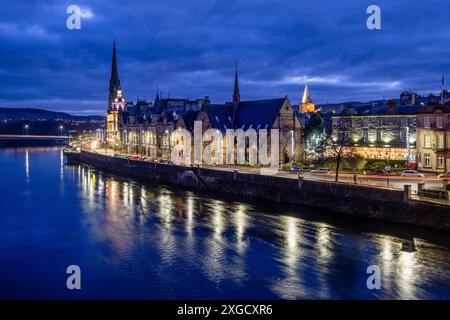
67, 150, 450, 231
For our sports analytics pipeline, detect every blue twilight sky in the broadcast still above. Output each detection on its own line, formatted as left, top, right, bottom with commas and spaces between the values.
1, 0, 450, 115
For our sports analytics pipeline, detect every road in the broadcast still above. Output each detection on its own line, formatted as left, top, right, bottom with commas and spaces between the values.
86, 148, 449, 194
203, 165, 448, 193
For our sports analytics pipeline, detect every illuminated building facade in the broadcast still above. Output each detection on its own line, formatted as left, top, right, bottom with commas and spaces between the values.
120, 96, 207, 159
332, 98, 418, 161
299, 83, 315, 114
102, 49, 304, 163
416, 104, 450, 173
106, 41, 126, 146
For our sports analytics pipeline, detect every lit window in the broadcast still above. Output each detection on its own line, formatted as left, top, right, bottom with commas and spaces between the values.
437, 155, 444, 168
438, 135, 445, 149
424, 135, 431, 148
436, 116, 444, 129
424, 154, 431, 168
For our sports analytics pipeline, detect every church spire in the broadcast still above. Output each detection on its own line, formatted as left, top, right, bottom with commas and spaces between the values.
300, 82, 315, 113
108, 41, 122, 110
110, 41, 121, 92
233, 61, 240, 104
302, 82, 310, 104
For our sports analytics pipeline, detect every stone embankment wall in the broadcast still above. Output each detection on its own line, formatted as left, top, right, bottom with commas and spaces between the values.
74, 151, 450, 231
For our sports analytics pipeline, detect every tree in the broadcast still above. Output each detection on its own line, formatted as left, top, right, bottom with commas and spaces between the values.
328, 122, 355, 182
331, 133, 346, 182
304, 113, 327, 161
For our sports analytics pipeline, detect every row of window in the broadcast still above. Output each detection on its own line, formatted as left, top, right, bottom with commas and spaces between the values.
123, 131, 170, 147
337, 118, 412, 127
337, 129, 411, 143
422, 116, 445, 129
422, 153, 445, 168
423, 134, 445, 149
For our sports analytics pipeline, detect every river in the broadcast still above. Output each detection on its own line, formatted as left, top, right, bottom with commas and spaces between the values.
0, 147, 449, 299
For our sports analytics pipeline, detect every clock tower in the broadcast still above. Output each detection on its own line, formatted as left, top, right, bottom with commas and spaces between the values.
106, 41, 126, 146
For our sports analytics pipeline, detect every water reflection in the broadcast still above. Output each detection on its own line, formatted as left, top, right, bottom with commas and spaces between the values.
25, 148, 29, 181
233, 204, 249, 254
68, 161, 450, 299
204, 200, 226, 281
2, 147, 449, 299
272, 216, 305, 299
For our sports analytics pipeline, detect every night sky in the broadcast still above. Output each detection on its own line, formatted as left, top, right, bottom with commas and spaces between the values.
1, 0, 450, 115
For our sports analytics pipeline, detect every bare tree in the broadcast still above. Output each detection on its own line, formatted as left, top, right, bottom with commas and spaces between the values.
321, 123, 351, 183
331, 133, 346, 182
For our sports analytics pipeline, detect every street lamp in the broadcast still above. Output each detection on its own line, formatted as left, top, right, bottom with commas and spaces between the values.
59, 125, 64, 136
24, 124, 29, 135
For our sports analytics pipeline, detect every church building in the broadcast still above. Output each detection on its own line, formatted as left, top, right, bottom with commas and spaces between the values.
299, 83, 315, 113
104, 42, 305, 164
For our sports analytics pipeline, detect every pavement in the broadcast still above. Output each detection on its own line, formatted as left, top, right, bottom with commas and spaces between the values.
85, 148, 450, 203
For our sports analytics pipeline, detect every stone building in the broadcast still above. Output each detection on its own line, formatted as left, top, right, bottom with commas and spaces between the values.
105, 41, 126, 146
416, 104, 450, 173
194, 68, 304, 164
331, 95, 419, 161
299, 83, 315, 114
103, 43, 304, 164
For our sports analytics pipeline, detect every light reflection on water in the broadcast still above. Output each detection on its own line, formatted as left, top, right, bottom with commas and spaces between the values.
0, 147, 449, 299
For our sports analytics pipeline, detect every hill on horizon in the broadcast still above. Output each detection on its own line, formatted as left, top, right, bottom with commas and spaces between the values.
0, 107, 104, 121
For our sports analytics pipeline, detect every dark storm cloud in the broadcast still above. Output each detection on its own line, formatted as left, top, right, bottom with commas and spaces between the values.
1, 0, 450, 114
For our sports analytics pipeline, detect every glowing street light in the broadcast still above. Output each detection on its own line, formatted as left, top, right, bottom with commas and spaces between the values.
24, 124, 29, 135
59, 125, 64, 136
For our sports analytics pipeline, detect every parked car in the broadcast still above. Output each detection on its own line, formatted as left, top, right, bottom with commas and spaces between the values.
130, 155, 141, 160
289, 166, 304, 174
438, 172, 450, 179
400, 170, 425, 177
309, 168, 331, 174
159, 159, 174, 164
370, 168, 386, 175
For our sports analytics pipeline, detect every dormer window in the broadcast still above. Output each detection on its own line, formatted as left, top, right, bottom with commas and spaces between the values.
424, 116, 431, 128
436, 116, 443, 129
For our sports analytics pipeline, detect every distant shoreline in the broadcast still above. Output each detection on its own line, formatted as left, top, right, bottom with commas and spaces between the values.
0, 140, 67, 148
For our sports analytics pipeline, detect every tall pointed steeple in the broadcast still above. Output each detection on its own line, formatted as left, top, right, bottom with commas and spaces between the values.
233, 61, 240, 105
301, 82, 310, 104
300, 82, 315, 113
108, 41, 122, 110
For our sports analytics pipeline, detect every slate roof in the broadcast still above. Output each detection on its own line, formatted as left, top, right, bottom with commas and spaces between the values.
201, 98, 287, 132
124, 100, 155, 124
418, 103, 450, 114
179, 110, 200, 131
233, 98, 286, 130
366, 104, 420, 115
203, 104, 234, 131
122, 96, 291, 130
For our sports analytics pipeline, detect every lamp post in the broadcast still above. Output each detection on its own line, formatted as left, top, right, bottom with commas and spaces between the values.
59, 125, 64, 136
24, 124, 29, 135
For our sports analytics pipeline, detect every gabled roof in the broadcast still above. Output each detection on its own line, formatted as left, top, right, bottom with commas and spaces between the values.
233, 98, 286, 130
203, 104, 234, 131
179, 110, 200, 131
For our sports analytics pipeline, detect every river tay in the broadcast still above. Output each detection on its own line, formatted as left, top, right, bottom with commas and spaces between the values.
0, 147, 449, 299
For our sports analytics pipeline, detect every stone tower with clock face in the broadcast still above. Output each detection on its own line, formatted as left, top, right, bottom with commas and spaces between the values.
106, 41, 126, 145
